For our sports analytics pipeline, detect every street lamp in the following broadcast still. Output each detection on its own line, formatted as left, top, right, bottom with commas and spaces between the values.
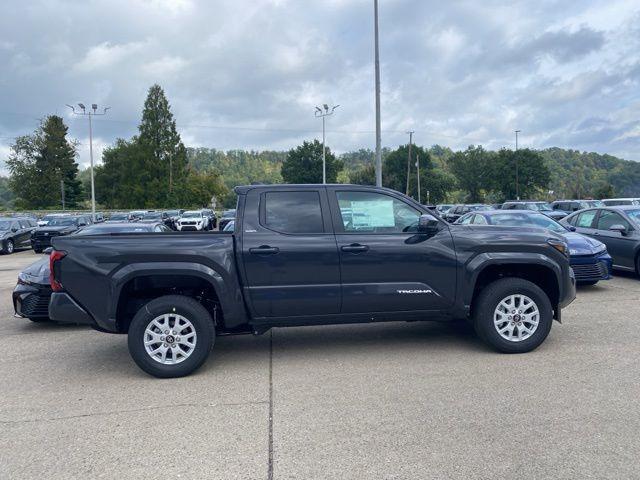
66, 103, 110, 222
315, 104, 339, 184
515, 129, 521, 200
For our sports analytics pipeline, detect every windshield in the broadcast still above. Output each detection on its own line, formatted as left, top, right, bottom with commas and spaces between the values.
109, 214, 128, 220
182, 212, 201, 218
586, 200, 604, 207
165, 210, 179, 216
0, 220, 13, 231
624, 209, 640, 223
488, 212, 566, 233
534, 203, 553, 211
469, 205, 490, 211
48, 217, 77, 226
143, 213, 161, 220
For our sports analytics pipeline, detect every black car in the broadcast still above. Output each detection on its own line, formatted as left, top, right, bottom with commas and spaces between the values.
14, 222, 171, 323
550, 200, 604, 213
30, 215, 89, 253
48, 184, 575, 378
0, 217, 37, 254
501, 201, 567, 220
164, 209, 184, 230
140, 211, 173, 229
105, 212, 134, 223
443, 204, 490, 223
562, 206, 640, 274
218, 209, 236, 230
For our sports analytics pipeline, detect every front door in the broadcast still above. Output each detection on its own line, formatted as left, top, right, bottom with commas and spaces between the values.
241, 188, 341, 318
593, 209, 637, 269
328, 188, 457, 314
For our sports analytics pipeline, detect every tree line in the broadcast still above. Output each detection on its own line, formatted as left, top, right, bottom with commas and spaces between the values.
4, 83, 639, 210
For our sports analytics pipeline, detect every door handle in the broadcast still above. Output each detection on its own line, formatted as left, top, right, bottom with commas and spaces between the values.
249, 246, 280, 255
341, 243, 369, 253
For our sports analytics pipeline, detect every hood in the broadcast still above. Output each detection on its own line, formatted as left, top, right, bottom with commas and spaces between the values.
20, 257, 50, 285
543, 210, 567, 219
562, 232, 605, 256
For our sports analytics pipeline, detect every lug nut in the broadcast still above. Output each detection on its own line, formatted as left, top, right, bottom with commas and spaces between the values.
164, 330, 169, 334
160, 336, 165, 341
176, 337, 180, 342
163, 343, 168, 347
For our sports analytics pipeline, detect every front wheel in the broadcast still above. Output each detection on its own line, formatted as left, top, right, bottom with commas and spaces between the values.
3, 239, 14, 254
127, 295, 215, 378
473, 278, 553, 353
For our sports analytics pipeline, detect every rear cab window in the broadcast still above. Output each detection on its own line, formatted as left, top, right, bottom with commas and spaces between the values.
262, 191, 324, 234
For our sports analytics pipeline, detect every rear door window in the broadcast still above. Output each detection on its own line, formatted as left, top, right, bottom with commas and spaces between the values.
575, 210, 597, 228
263, 191, 324, 234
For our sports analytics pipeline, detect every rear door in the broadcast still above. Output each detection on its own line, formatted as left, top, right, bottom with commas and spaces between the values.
329, 188, 457, 314
241, 188, 341, 318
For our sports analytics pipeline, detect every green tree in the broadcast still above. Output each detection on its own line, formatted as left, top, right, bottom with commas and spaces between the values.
449, 145, 494, 202
491, 149, 550, 201
281, 140, 343, 184
593, 182, 615, 199
6, 115, 82, 208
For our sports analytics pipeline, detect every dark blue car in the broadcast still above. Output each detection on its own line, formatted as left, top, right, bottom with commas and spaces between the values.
456, 210, 612, 285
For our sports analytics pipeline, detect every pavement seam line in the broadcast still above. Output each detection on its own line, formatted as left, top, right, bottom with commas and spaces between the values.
0, 400, 269, 425
268, 329, 274, 480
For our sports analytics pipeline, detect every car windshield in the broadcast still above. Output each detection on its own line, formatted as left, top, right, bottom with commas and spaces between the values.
0, 220, 13, 231
624, 209, 640, 223
488, 213, 566, 233
165, 210, 179, 216
469, 205, 490, 211
534, 203, 553, 211
109, 214, 128, 220
48, 217, 77, 226
143, 213, 161, 219
182, 212, 201, 218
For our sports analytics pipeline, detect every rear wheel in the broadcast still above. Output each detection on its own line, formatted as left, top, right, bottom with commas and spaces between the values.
127, 295, 215, 378
473, 278, 553, 353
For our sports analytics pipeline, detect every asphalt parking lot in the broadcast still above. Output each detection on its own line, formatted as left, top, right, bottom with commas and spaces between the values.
1, 250, 639, 479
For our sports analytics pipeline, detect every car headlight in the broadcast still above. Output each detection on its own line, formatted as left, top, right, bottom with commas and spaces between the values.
594, 243, 607, 255
17, 272, 33, 286
547, 238, 569, 257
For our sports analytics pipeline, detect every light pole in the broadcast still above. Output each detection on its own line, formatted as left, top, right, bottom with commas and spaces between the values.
415, 154, 421, 204
315, 104, 339, 184
515, 129, 521, 200
66, 103, 110, 221
374, 0, 382, 187
406, 131, 414, 196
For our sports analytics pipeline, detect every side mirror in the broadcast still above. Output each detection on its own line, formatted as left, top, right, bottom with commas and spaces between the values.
418, 214, 440, 234
609, 224, 627, 235
568, 226, 577, 232
43, 247, 53, 255
10, 227, 17, 233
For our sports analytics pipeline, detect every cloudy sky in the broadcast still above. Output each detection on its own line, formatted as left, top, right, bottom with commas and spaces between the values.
1, 0, 639, 171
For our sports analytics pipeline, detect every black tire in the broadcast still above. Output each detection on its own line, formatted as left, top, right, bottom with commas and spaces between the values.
577, 280, 598, 286
33, 247, 42, 254
127, 295, 215, 378
3, 239, 14, 255
473, 278, 553, 353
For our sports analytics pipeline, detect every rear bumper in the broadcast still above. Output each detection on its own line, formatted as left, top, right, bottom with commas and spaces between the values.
48, 292, 97, 326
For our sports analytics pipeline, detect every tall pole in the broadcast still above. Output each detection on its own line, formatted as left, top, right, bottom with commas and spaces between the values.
374, 0, 382, 187
416, 154, 421, 204
60, 179, 65, 211
406, 131, 414, 195
66, 103, 110, 222
515, 129, 521, 200
315, 104, 338, 184
88, 112, 96, 221
322, 116, 326, 184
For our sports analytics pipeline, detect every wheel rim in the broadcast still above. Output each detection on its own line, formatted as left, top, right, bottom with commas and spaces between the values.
493, 294, 539, 342
144, 313, 197, 365
7, 241, 13, 253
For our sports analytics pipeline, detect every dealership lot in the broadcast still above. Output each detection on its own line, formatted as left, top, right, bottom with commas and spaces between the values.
0, 250, 639, 479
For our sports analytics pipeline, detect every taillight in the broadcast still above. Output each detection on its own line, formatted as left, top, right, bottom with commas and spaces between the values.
49, 250, 67, 292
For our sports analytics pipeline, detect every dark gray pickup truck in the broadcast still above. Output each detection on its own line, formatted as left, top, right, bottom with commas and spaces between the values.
49, 184, 576, 377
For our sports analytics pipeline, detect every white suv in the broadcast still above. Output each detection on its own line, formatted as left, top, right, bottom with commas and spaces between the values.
176, 211, 208, 231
